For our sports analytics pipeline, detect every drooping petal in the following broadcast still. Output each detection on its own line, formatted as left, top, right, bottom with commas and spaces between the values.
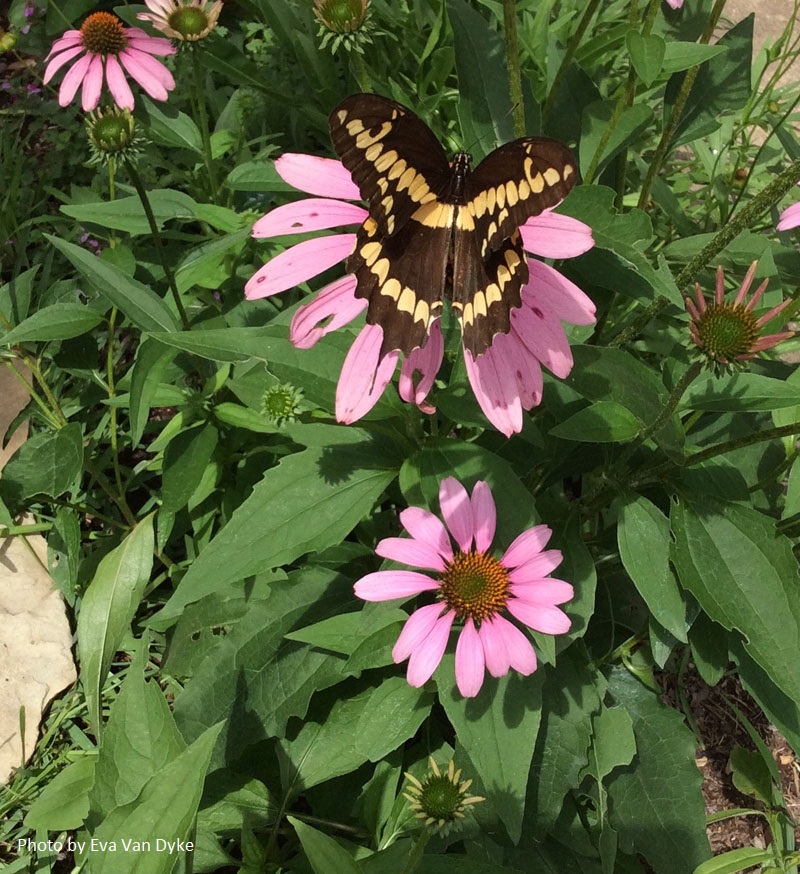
439, 477, 474, 553
45, 31, 83, 60
510, 578, 574, 605
275, 153, 362, 200
125, 30, 177, 55
455, 618, 485, 697
336, 323, 399, 423
464, 345, 523, 437
471, 481, 496, 554
778, 201, 800, 232
499, 618, 538, 675
354, 569, 440, 601
246, 233, 356, 299
524, 261, 596, 326
507, 548, 563, 583
393, 602, 448, 662
512, 296, 574, 379
375, 536, 447, 571
252, 198, 368, 238
502, 524, 552, 568
495, 327, 543, 409
79, 54, 104, 111
118, 47, 175, 100
104, 54, 135, 110
479, 617, 510, 677
520, 211, 594, 259
399, 319, 443, 408
405, 611, 455, 687
289, 275, 365, 349
43, 44, 85, 83
57, 51, 92, 107
507, 599, 571, 635
399, 506, 453, 563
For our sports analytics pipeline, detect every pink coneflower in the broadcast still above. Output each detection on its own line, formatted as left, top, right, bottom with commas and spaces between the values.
137, 0, 223, 42
665, 0, 684, 8
43, 11, 176, 111
685, 261, 795, 371
354, 477, 573, 698
246, 153, 595, 436
777, 201, 800, 232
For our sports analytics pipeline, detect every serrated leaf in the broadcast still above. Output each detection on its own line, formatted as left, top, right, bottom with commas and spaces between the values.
77, 515, 155, 733
606, 669, 710, 874
0, 302, 104, 345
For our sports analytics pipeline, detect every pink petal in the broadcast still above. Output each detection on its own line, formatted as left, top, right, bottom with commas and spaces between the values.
463, 346, 523, 437
336, 323, 399, 423
471, 481, 496, 554
45, 31, 82, 59
399, 506, 453, 563
104, 55, 135, 110
80, 54, 104, 111
778, 201, 800, 232
665, 0, 683, 8
510, 578, 574, 606
455, 618, 485, 697
119, 47, 175, 101
354, 570, 440, 601
57, 51, 92, 107
252, 198, 368, 238
733, 261, 758, 307
494, 328, 543, 409
393, 602, 448, 662
399, 319, 443, 407
480, 615, 537, 676
139, 0, 172, 16
507, 549, 563, 583
375, 536, 447, 571
439, 477, 474, 553
502, 524, 552, 568
512, 296, 573, 379
125, 32, 177, 56
520, 211, 595, 258
276, 154, 361, 200
500, 619, 538, 674
289, 275, 366, 349
246, 233, 355, 299
405, 611, 455, 687
43, 45, 85, 83
524, 261, 596, 326
506, 599, 571, 635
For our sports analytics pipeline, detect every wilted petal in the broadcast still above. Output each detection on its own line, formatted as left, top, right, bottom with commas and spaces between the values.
399, 319, 443, 407
354, 570, 440, 601
455, 618, 485, 697
252, 198, 368, 237
376, 536, 447, 571
520, 211, 594, 258
494, 328, 543, 409
336, 323, 399, 423
276, 153, 361, 200
502, 524, 552, 568
245, 233, 356, 299
439, 477, 474, 553
471, 481, 496, 553
399, 506, 453, 563
289, 275, 365, 349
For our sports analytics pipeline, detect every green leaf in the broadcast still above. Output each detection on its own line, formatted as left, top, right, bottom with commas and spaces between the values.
626, 31, 665, 86
729, 747, 773, 805
162, 425, 218, 512
46, 235, 179, 333
289, 818, 360, 874
0, 302, 103, 345
212, 402, 279, 434
77, 515, 155, 733
606, 669, 710, 874
225, 160, 291, 193
661, 42, 726, 75
680, 372, 800, 412
618, 494, 686, 642
24, 756, 96, 831
155, 439, 397, 625
550, 401, 641, 442
692, 847, 775, 874
128, 340, 179, 446
586, 704, 636, 781
140, 97, 203, 153
580, 102, 653, 179
671, 496, 800, 704
355, 678, 434, 762
150, 327, 272, 362
0, 264, 38, 323
175, 230, 249, 293
85, 723, 222, 874
443, 671, 544, 843
61, 191, 199, 236
0, 423, 83, 508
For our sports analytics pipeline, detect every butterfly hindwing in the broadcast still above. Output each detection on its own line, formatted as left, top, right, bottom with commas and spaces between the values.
466, 138, 577, 257
330, 94, 452, 239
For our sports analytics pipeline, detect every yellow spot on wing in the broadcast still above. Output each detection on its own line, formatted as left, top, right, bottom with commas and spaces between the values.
388, 159, 407, 180
485, 283, 501, 306
398, 167, 417, 191
373, 258, 390, 285
365, 142, 383, 162
543, 167, 561, 187
506, 181, 519, 206
414, 299, 430, 325
382, 278, 401, 301
413, 202, 454, 229
360, 242, 381, 266
397, 287, 417, 315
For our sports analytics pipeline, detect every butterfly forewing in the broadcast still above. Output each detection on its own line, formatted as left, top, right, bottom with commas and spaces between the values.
466, 138, 577, 258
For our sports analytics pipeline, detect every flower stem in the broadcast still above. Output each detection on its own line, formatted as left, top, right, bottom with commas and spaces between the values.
351, 50, 371, 93
126, 162, 191, 330
105, 306, 126, 504
191, 46, 219, 202
637, 0, 727, 209
401, 829, 432, 874
502, 0, 525, 137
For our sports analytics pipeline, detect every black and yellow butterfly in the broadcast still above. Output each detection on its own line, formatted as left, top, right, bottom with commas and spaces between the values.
329, 93, 577, 359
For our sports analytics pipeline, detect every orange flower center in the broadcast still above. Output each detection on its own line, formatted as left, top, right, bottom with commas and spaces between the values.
438, 551, 509, 624
80, 12, 128, 56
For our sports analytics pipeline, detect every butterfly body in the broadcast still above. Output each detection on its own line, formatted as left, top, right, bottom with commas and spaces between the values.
329, 94, 577, 358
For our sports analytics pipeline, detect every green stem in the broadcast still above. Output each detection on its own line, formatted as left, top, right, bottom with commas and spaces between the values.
126, 163, 191, 330
106, 307, 125, 504
350, 50, 371, 93
637, 0, 728, 208
3, 359, 61, 429
682, 421, 800, 469
502, 0, 525, 137
191, 47, 219, 202
84, 458, 136, 528
541, 0, 601, 127
0, 523, 52, 536
401, 829, 432, 874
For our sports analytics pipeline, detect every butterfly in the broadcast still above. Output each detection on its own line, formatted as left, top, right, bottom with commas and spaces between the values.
329, 93, 577, 360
